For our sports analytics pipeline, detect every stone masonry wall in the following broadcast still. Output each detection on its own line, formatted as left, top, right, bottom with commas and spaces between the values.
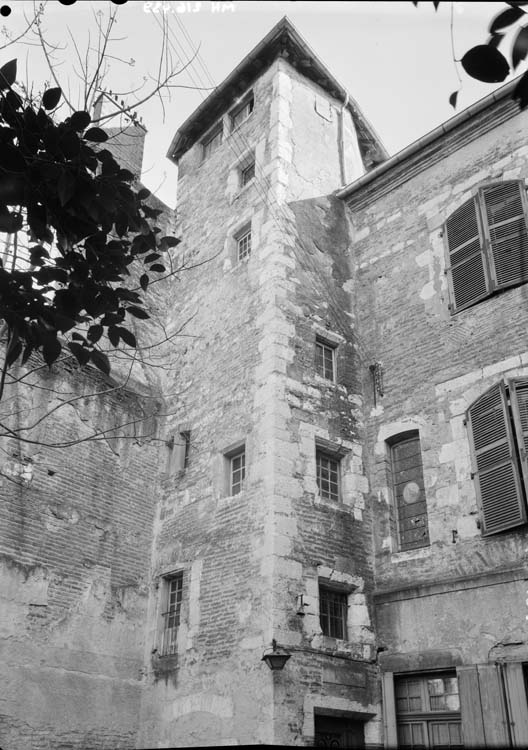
346, 102, 528, 665
138, 57, 380, 748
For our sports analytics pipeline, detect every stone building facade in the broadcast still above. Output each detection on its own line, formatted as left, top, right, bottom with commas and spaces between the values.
2, 15, 528, 750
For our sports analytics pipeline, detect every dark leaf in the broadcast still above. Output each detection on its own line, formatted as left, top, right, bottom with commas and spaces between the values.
42, 87, 62, 110
0, 145, 26, 172
108, 325, 120, 348
84, 127, 109, 143
0, 59, 16, 89
6, 339, 22, 367
118, 168, 135, 181
21, 344, 34, 366
461, 44, 510, 83
139, 274, 149, 291
160, 235, 181, 250
489, 5, 525, 33
0, 174, 24, 205
487, 33, 505, 49
68, 341, 91, 367
58, 170, 76, 206
513, 69, 528, 107
144, 253, 162, 263
60, 130, 81, 158
90, 349, 110, 375
149, 263, 166, 273
126, 305, 149, 319
42, 337, 62, 368
137, 187, 151, 200
0, 209, 23, 233
69, 110, 91, 131
72, 332, 87, 343
449, 90, 459, 109
117, 326, 136, 348
512, 25, 528, 68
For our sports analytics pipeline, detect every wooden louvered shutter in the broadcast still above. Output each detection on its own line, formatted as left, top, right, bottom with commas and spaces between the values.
502, 663, 528, 746
444, 196, 490, 312
480, 180, 528, 290
509, 378, 528, 490
466, 381, 526, 535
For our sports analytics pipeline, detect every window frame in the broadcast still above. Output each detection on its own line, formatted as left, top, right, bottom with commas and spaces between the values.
228, 446, 246, 496
394, 671, 462, 749
235, 225, 252, 262
240, 160, 255, 187
316, 448, 341, 502
388, 430, 430, 552
229, 93, 254, 131
319, 584, 348, 640
443, 179, 528, 314
315, 336, 337, 382
201, 123, 223, 160
159, 571, 184, 657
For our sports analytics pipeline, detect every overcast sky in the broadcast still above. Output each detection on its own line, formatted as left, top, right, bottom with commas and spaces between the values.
5, 1, 512, 206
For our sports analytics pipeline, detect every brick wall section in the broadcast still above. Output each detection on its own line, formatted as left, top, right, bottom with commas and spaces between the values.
0, 359, 162, 750
346, 101, 528, 663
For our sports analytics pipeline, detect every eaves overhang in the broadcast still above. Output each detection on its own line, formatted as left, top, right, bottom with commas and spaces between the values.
336, 77, 521, 206
166, 16, 388, 166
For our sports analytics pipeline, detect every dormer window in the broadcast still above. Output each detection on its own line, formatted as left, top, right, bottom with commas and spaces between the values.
230, 93, 254, 130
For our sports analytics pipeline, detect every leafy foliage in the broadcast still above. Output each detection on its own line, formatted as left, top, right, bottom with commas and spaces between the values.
0, 59, 180, 376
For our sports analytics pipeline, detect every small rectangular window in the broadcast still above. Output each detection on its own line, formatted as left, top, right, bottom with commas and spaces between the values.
236, 228, 252, 261
316, 449, 340, 502
230, 448, 246, 495
230, 94, 254, 130
319, 585, 347, 639
241, 160, 255, 186
202, 125, 222, 159
315, 337, 336, 381
160, 572, 183, 656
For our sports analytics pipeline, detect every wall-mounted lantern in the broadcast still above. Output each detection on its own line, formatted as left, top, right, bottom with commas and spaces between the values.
261, 639, 291, 671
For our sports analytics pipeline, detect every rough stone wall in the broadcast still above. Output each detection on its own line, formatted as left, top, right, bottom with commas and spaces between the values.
137, 57, 380, 748
346, 103, 528, 665
0, 360, 162, 750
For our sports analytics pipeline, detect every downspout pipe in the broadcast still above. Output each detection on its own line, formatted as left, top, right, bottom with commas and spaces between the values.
338, 92, 349, 186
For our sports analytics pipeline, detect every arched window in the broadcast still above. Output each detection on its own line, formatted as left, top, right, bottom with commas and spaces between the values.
444, 180, 528, 312
466, 379, 528, 535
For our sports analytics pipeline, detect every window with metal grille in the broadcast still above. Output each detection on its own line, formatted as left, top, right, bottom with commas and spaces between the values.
466, 378, 528, 536
443, 180, 528, 313
230, 94, 254, 130
241, 160, 255, 186
319, 585, 347, 639
230, 448, 246, 495
316, 450, 340, 502
202, 125, 222, 159
315, 337, 336, 381
395, 673, 462, 749
160, 573, 183, 656
390, 432, 430, 551
236, 228, 252, 261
